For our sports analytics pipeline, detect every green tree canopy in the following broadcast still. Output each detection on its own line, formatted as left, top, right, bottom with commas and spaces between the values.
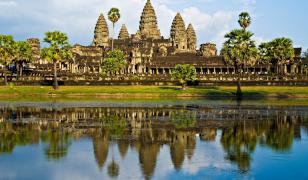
171, 64, 196, 90
40, 31, 72, 89
238, 12, 251, 30
108, 8, 121, 24
221, 29, 258, 68
0, 35, 14, 65
13, 41, 33, 78
259, 38, 294, 66
0, 35, 15, 85
101, 49, 126, 75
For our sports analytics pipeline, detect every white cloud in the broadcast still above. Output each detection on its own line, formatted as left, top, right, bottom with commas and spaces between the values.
0, 0, 17, 7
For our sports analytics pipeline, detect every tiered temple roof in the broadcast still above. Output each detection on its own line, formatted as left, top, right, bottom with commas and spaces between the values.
118, 24, 130, 40
93, 14, 109, 47
186, 23, 197, 52
170, 13, 187, 51
139, 0, 161, 39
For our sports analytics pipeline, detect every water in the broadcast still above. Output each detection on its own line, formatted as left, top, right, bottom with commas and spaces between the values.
1, 98, 308, 180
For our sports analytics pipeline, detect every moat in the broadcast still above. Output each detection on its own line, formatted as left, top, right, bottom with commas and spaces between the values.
1, 98, 308, 179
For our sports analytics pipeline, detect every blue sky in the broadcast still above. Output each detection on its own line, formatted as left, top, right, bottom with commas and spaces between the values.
0, 0, 307, 51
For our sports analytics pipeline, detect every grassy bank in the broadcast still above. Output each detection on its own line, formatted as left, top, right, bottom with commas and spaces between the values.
0, 86, 308, 98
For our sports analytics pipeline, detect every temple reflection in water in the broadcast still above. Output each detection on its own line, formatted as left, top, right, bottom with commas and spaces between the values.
0, 105, 308, 179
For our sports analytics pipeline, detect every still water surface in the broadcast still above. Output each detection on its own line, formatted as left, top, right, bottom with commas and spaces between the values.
0, 98, 308, 179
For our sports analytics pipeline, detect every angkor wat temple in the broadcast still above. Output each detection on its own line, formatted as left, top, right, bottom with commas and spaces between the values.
3, 0, 308, 85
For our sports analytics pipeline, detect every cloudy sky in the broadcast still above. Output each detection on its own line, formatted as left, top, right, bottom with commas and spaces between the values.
0, 0, 307, 51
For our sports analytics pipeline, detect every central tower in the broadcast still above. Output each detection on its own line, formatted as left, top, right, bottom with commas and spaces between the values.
139, 0, 161, 39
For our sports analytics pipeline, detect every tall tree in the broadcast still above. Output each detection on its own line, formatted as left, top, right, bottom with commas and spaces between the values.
171, 64, 196, 90
13, 41, 32, 79
0, 35, 15, 85
221, 12, 258, 98
259, 38, 294, 74
108, 8, 121, 50
40, 31, 72, 90
221, 30, 258, 98
238, 12, 251, 30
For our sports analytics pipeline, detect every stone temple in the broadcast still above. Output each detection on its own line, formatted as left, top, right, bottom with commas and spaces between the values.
11, 0, 306, 85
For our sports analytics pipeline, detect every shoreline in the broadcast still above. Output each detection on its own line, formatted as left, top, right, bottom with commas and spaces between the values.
2, 93, 308, 98
1, 85, 308, 99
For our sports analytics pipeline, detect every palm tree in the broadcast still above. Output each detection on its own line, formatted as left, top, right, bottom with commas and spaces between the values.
258, 38, 294, 75
13, 41, 32, 80
40, 31, 72, 90
238, 12, 251, 30
0, 35, 15, 85
221, 29, 258, 98
108, 8, 121, 50
221, 12, 257, 98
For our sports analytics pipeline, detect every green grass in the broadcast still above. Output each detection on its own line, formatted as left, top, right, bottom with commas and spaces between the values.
0, 85, 308, 97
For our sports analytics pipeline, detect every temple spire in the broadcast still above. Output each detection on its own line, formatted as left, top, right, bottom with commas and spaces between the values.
139, 0, 161, 39
118, 24, 129, 40
170, 13, 187, 51
186, 23, 197, 52
93, 14, 109, 47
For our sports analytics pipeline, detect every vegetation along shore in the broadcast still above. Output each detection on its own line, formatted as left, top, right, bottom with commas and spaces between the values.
1, 86, 308, 98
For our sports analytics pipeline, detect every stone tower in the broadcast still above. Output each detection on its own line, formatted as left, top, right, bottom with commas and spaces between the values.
170, 13, 187, 52
200, 43, 217, 58
118, 24, 129, 40
93, 14, 109, 47
186, 23, 197, 52
139, 0, 161, 39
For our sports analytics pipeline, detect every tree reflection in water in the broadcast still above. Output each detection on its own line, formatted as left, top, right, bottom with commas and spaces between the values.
0, 105, 307, 178
107, 159, 119, 178
41, 129, 71, 161
221, 122, 257, 172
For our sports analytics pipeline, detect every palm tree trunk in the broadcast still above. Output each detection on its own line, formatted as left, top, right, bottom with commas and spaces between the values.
3, 64, 8, 85
236, 75, 242, 99
20, 62, 23, 78
235, 64, 242, 99
16, 63, 19, 80
112, 23, 115, 51
53, 61, 59, 90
